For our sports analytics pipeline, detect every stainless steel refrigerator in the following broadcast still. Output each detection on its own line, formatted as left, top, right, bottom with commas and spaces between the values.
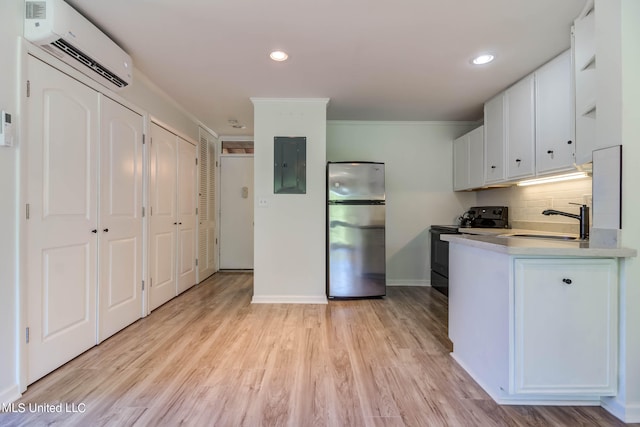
327, 162, 386, 298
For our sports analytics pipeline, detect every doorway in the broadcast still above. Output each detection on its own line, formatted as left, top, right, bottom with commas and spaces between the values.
219, 153, 254, 269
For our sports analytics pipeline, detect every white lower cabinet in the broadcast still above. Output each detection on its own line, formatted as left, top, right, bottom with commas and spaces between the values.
513, 258, 618, 396
449, 242, 619, 404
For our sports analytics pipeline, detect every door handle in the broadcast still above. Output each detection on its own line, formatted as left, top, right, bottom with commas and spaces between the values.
103, 228, 109, 232
91, 229, 97, 233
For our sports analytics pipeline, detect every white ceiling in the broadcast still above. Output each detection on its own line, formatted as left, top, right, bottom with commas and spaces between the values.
66, 0, 587, 136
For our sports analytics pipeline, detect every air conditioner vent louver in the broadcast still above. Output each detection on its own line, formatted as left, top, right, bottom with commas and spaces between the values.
51, 38, 128, 88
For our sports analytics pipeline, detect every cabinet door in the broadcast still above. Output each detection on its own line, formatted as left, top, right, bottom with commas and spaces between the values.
468, 126, 484, 188
506, 75, 535, 179
536, 51, 575, 174
484, 94, 506, 183
513, 258, 618, 395
453, 133, 469, 191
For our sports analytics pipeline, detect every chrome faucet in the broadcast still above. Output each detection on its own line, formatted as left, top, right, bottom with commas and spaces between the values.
542, 204, 589, 240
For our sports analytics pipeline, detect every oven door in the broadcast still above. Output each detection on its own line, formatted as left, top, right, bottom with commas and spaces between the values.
430, 229, 450, 278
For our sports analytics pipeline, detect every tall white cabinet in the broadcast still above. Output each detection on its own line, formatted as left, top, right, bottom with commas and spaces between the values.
149, 123, 198, 311
25, 56, 144, 384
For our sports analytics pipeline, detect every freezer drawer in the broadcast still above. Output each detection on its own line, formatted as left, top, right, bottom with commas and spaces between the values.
327, 162, 385, 202
328, 204, 386, 297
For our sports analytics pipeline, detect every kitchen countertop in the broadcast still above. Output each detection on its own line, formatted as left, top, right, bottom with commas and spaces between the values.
442, 233, 637, 258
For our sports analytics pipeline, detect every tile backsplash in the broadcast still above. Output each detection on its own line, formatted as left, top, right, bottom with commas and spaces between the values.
476, 177, 592, 233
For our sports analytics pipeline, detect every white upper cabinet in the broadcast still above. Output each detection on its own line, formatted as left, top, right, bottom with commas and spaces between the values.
453, 126, 484, 191
480, 49, 577, 187
505, 75, 536, 180
535, 50, 576, 174
484, 94, 506, 184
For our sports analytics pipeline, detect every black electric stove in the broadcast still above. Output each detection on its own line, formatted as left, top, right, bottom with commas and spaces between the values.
430, 206, 508, 296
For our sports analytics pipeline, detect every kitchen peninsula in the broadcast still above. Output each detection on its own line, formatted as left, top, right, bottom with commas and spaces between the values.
443, 233, 636, 406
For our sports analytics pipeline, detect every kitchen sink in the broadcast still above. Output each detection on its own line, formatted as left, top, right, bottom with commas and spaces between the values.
498, 233, 578, 240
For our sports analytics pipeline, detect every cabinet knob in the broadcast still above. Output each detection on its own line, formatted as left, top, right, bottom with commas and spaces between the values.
103, 228, 109, 233
515, 159, 521, 163
547, 150, 554, 154
91, 229, 98, 234
567, 140, 573, 145
491, 165, 497, 169
562, 278, 572, 285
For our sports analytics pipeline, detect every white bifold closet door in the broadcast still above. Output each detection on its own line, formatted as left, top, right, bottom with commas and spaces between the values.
26, 56, 100, 384
197, 131, 217, 281
26, 56, 144, 384
177, 136, 197, 293
149, 123, 197, 311
98, 96, 144, 342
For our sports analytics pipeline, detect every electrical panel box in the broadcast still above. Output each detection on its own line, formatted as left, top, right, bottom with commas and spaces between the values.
274, 136, 306, 194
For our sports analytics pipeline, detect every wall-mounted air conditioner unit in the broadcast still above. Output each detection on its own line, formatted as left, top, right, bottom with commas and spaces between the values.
24, 0, 133, 91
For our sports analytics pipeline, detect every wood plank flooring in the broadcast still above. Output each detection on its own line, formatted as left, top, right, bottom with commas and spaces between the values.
1, 273, 628, 426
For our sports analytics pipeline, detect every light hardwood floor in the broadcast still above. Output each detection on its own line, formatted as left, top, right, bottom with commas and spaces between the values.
1, 273, 628, 426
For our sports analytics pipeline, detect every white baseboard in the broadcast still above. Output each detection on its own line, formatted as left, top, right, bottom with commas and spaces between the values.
386, 280, 430, 287
251, 295, 328, 304
602, 396, 640, 423
0, 384, 21, 406
450, 353, 599, 406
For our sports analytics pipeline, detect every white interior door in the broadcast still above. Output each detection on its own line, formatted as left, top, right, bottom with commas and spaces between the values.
98, 96, 144, 341
149, 123, 177, 311
177, 137, 197, 293
219, 156, 254, 269
198, 131, 217, 281
26, 56, 99, 384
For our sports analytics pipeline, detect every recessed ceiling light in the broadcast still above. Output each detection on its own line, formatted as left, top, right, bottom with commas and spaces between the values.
472, 54, 495, 65
270, 50, 289, 62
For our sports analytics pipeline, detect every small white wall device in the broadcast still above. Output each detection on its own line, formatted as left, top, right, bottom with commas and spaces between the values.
0, 111, 13, 147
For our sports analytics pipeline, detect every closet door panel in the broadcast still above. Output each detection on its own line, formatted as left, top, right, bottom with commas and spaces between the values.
26, 56, 99, 384
177, 137, 197, 293
98, 96, 144, 341
149, 124, 178, 310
